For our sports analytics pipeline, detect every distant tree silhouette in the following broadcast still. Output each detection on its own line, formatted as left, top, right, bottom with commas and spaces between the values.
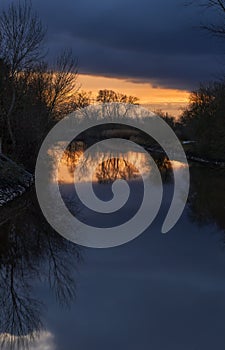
96, 89, 139, 105
153, 109, 178, 131
180, 82, 225, 160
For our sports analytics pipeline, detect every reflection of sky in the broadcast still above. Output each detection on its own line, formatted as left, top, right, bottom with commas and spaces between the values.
29, 332, 55, 350
58, 150, 151, 184
56, 148, 188, 228
1, 162, 224, 349
1, 332, 55, 350
35, 176, 225, 350
57, 147, 188, 184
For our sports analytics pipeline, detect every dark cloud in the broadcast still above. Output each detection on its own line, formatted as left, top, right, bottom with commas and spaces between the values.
1, 0, 225, 89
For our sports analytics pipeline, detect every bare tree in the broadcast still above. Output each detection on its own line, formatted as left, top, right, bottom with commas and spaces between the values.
193, 0, 225, 35
45, 49, 79, 118
96, 89, 139, 105
0, 0, 46, 74
0, 2, 79, 164
0, 0, 46, 149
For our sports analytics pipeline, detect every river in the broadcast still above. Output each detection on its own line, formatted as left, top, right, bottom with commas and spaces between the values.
0, 148, 225, 350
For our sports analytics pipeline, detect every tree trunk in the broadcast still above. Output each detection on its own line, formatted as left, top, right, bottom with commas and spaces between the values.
5, 86, 16, 150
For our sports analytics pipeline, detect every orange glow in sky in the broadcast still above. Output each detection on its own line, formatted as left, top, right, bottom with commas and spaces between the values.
78, 74, 190, 117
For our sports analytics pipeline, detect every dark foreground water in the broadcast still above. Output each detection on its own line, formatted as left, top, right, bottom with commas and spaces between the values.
0, 154, 225, 350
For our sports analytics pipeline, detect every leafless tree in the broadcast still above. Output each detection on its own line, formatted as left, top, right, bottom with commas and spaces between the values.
96, 89, 139, 105
192, 0, 225, 36
45, 49, 79, 118
0, 0, 46, 73
0, 0, 46, 149
0, 2, 79, 167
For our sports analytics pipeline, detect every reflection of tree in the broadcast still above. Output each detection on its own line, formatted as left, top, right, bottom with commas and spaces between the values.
61, 142, 174, 185
187, 166, 225, 232
64, 144, 225, 236
64, 142, 86, 177
96, 158, 140, 183
0, 191, 81, 349
63, 150, 145, 183
153, 154, 173, 183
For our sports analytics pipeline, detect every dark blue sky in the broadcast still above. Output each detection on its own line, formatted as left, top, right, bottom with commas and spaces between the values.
2, 0, 225, 90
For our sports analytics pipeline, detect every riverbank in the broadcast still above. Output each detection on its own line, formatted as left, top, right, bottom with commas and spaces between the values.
145, 145, 225, 168
0, 154, 34, 207
79, 130, 225, 169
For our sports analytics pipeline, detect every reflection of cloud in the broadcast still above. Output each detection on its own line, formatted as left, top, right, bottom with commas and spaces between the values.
169, 160, 188, 170
1, 331, 55, 350
30, 332, 55, 350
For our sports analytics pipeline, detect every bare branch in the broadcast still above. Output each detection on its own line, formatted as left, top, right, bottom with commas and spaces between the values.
46, 49, 79, 116
0, 0, 46, 74
193, 0, 225, 36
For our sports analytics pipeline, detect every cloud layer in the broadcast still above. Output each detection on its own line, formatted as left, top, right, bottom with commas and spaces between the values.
1, 0, 225, 90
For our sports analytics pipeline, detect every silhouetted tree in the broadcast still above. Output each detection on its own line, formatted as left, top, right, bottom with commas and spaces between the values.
180, 82, 225, 160
0, 2, 79, 170
96, 89, 139, 105
198, 0, 225, 35
45, 49, 78, 118
154, 109, 178, 131
0, 0, 46, 150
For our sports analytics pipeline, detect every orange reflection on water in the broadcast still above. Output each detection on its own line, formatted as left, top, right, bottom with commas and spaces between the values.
58, 146, 151, 184
57, 143, 188, 185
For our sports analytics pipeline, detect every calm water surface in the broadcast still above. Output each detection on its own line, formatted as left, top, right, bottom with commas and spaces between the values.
0, 148, 225, 350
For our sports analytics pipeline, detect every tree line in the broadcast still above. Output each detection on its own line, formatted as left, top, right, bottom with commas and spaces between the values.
0, 0, 225, 172
0, 1, 139, 170
179, 0, 225, 161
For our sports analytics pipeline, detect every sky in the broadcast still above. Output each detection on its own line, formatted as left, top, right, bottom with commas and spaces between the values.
1, 0, 224, 113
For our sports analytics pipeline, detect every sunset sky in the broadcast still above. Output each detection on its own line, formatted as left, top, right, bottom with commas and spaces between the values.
78, 73, 190, 116
1, 0, 223, 116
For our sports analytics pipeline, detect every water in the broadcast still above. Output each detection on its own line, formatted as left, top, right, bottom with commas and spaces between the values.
0, 149, 225, 350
